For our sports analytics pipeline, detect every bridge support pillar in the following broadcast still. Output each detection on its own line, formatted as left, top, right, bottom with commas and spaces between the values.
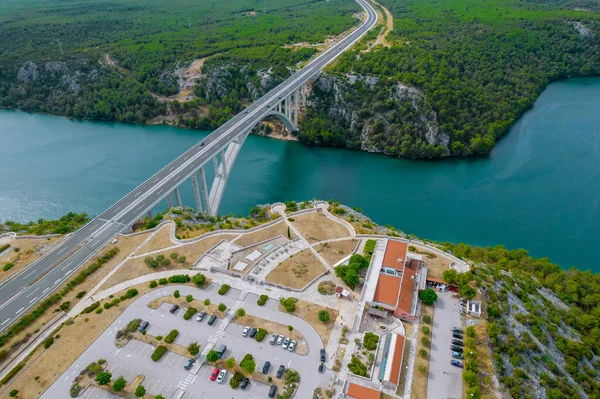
166, 194, 173, 209
213, 157, 219, 178
147, 210, 153, 219
174, 187, 182, 207
220, 150, 228, 177
191, 172, 203, 214
293, 90, 299, 127
199, 167, 210, 212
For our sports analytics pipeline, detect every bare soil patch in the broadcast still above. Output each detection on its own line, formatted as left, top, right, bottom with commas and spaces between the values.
137, 225, 175, 254
291, 212, 351, 243
411, 306, 434, 398
278, 299, 338, 347
314, 239, 358, 266
234, 314, 308, 355
265, 249, 325, 289
234, 221, 294, 247
409, 246, 451, 279
0, 237, 63, 283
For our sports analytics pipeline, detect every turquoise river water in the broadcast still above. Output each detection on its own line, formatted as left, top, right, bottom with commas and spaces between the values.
1, 77, 599, 270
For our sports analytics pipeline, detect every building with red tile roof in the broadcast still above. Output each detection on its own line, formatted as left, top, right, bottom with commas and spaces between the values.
345, 382, 381, 399
379, 333, 406, 388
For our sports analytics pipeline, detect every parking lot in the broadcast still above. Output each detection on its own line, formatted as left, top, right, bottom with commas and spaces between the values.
427, 291, 463, 399
44, 285, 333, 399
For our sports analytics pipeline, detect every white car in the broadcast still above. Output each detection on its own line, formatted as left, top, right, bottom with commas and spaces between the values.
216, 369, 228, 384
242, 326, 250, 337
282, 337, 290, 349
288, 340, 296, 352
270, 333, 278, 345
276, 335, 284, 345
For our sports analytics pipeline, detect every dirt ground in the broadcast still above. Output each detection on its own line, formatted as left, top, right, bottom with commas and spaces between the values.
1, 281, 159, 399
278, 299, 338, 347
102, 234, 236, 291
410, 246, 451, 280
0, 233, 149, 368
265, 249, 325, 290
410, 306, 434, 399
136, 225, 175, 254
471, 321, 496, 398
234, 221, 294, 247
234, 314, 308, 355
372, 0, 394, 47
314, 239, 358, 266
291, 212, 351, 243
0, 237, 63, 283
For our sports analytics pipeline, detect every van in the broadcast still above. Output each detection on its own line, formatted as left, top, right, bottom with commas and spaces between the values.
217, 344, 227, 359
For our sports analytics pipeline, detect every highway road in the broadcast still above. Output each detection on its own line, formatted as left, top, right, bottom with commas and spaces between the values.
0, 0, 377, 334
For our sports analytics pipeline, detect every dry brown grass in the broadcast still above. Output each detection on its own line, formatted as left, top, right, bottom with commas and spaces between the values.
471, 321, 496, 398
278, 299, 338, 347
265, 249, 325, 289
234, 314, 308, 355
1, 281, 159, 399
101, 234, 236, 290
409, 246, 451, 280
136, 225, 175, 254
291, 212, 351, 243
314, 239, 358, 266
234, 221, 294, 247
0, 237, 63, 283
411, 306, 434, 399
0, 233, 148, 367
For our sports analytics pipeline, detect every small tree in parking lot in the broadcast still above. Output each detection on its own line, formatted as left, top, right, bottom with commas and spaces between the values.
135, 385, 146, 397
419, 289, 438, 305
95, 371, 112, 386
112, 376, 126, 392
206, 350, 220, 362
218, 303, 226, 312
226, 357, 236, 369
188, 342, 200, 356
174, 290, 180, 298
236, 308, 246, 317
204, 299, 210, 306
186, 294, 193, 303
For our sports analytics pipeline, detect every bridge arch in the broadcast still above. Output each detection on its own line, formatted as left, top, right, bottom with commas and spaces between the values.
263, 110, 298, 132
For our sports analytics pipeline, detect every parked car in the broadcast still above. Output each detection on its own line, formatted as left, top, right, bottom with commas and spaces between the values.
452, 339, 464, 346
276, 365, 285, 378
288, 340, 297, 352
268, 385, 277, 398
242, 326, 250, 337
249, 328, 258, 338
184, 358, 195, 370
320, 349, 326, 362
276, 335, 284, 345
210, 367, 219, 381
451, 345, 463, 353
170, 304, 179, 313
262, 361, 271, 374
270, 333, 278, 345
240, 377, 250, 389
452, 352, 464, 360
138, 321, 149, 332
217, 344, 227, 359
196, 311, 206, 322
318, 363, 325, 373
451, 327, 463, 333
208, 315, 217, 325
282, 337, 290, 349
216, 369, 228, 384
451, 360, 464, 368
452, 333, 463, 340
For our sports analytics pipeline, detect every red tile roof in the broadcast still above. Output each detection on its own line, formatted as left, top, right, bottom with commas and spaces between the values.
373, 274, 401, 307
346, 383, 381, 399
397, 266, 417, 314
388, 334, 406, 385
382, 240, 407, 271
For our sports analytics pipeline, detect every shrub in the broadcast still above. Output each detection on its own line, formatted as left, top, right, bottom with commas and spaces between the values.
318, 310, 330, 323
348, 356, 368, 377
144, 257, 158, 268
288, 325, 294, 331
421, 336, 431, 347
44, 337, 54, 349
192, 273, 206, 286
204, 299, 210, 306
363, 332, 379, 350
159, 278, 168, 285
240, 354, 256, 374
0, 244, 10, 253
9, 390, 19, 397
76, 291, 87, 299
257, 294, 268, 306
95, 307, 103, 314
466, 325, 476, 339
218, 284, 230, 295
151, 345, 167, 361
70, 382, 80, 397
81, 302, 100, 314
135, 385, 146, 397
167, 274, 190, 283
188, 342, 200, 356
364, 239, 376, 255
226, 357, 236, 369
149, 280, 158, 288
95, 371, 112, 386
120, 288, 138, 300
206, 350, 220, 362
423, 314, 432, 324
178, 256, 186, 263
218, 303, 226, 312
2, 262, 14, 272
236, 308, 246, 317
186, 294, 193, 302
418, 364, 427, 374
419, 348, 428, 358
255, 328, 268, 342
0, 350, 7, 362
419, 289, 438, 305
164, 330, 179, 344
170, 252, 179, 260
183, 307, 197, 320
60, 301, 71, 311
174, 290, 180, 298
1, 362, 24, 384
230, 371, 245, 388
422, 326, 431, 335
112, 376, 126, 392
127, 319, 141, 332
280, 297, 297, 312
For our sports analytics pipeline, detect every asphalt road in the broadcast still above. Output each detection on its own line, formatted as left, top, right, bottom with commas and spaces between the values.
0, 0, 377, 335
42, 285, 333, 398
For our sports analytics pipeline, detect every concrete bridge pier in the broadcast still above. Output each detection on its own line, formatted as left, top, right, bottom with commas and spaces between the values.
166, 193, 173, 208
174, 187, 182, 207
191, 172, 204, 214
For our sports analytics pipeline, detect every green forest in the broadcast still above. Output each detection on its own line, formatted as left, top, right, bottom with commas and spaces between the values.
321, 0, 600, 156
0, 0, 359, 124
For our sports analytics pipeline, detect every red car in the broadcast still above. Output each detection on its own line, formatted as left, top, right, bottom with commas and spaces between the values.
210, 367, 219, 381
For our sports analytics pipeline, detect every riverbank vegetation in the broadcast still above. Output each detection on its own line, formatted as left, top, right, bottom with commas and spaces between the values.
1, 212, 89, 235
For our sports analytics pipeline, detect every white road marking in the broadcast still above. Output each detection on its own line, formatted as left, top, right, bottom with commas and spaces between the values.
42, 287, 50, 294
1, 318, 11, 325
26, 287, 39, 298
23, 269, 37, 279
134, 191, 141, 198
29, 297, 38, 304
54, 278, 61, 285
61, 261, 73, 270
57, 247, 68, 255
16, 307, 24, 315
